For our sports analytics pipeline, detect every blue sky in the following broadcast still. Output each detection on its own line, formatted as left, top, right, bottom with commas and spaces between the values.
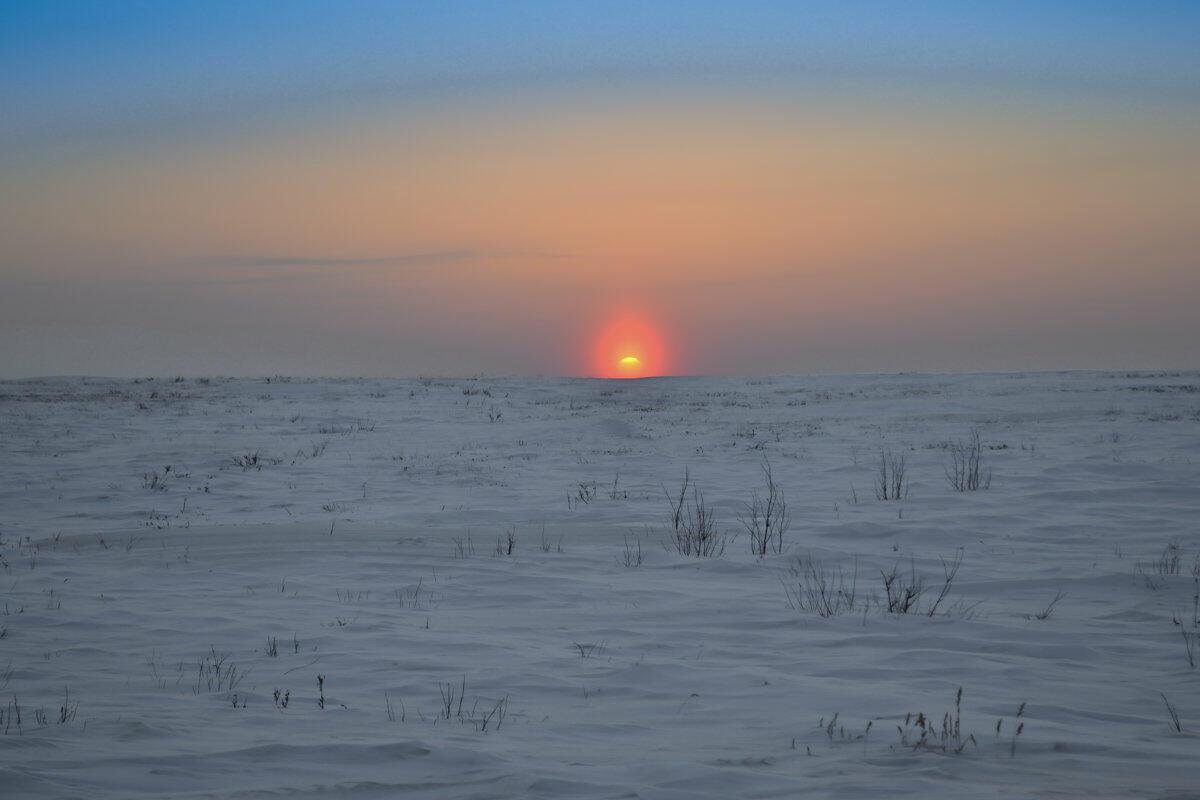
4, 1, 1198, 156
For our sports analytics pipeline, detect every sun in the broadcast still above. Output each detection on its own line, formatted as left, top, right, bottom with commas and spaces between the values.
616, 354, 643, 376
590, 313, 669, 378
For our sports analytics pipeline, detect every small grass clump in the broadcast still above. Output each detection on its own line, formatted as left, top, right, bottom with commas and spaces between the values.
945, 430, 992, 492
664, 470, 725, 557
192, 648, 245, 695
782, 556, 864, 618
740, 458, 790, 557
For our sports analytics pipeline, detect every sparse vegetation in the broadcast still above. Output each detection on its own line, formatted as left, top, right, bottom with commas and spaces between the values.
1156, 540, 1184, 575
740, 458, 790, 556
452, 532, 476, 558
384, 691, 404, 722
439, 676, 465, 720
607, 472, 628, 500
143, 466, 173, 491
818, 689, 1025, 758
539, 525, 563, 553
434, 677, 507, 732
573, 640, 606, 659
1161, 693, 1183, 733
1174, 577, 1199, 668
494, 527, 518, 556
782, 556, 864, 617
945, 430, 992, 491
874, 448, 907, 501
664, 470, 725, 557
232, 451, 266, 471
881, 549, 963, 617
894, 688, 975, 754
192, 648, 244, 695
881, 559, 924, 614
1030, 590, 1067, 621
620, 533, 644, 567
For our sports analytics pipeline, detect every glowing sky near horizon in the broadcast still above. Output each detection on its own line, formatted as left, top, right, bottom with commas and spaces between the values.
1, 1, 1198, 377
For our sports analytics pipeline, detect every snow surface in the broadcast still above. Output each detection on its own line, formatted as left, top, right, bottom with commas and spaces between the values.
1, 372, 1198, 798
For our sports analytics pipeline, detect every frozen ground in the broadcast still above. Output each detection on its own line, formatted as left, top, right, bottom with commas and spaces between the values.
1, 372, 1198, 798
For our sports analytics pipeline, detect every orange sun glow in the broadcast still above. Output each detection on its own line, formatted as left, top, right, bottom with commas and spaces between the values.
591, 315, 668, 378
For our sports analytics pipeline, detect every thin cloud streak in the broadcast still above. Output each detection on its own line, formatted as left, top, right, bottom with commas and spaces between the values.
210, 249, 572, 270
176, 249, 574, 286
235, 251, 476, 268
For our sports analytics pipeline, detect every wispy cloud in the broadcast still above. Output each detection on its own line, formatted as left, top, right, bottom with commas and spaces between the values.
182, 248, 571, 286
219, 250, 477, 269
211, 248, 572, 269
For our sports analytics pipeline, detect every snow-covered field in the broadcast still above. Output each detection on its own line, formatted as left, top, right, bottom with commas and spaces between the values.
1, 372, 1198, 799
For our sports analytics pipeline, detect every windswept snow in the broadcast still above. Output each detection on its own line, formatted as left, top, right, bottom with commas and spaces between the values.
1, 372, 1198, 798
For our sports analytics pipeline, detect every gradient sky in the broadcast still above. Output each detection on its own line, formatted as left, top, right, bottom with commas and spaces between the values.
2, 1, 1198, 377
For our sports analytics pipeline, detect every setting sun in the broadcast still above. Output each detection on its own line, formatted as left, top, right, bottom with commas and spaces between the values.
590, 313, 669, 378
616, 354, 643, 376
